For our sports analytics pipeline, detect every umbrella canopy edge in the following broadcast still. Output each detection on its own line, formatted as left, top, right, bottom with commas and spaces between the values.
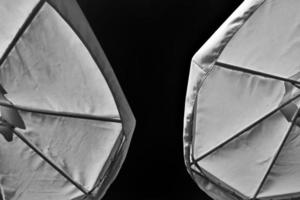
44, 0, 136, 199
183, 0, 265, 199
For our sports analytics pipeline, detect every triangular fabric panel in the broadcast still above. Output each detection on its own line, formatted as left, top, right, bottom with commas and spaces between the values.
2, 3, 119, 118
193, 66, 285, 159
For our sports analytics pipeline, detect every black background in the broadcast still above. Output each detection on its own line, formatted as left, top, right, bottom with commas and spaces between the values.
76, 1, 241, 199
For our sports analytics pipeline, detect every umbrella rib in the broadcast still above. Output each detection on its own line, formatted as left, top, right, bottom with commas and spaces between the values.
191, 93, 300, 165
252, 107, 300, 199
0, 101, 121, 123
215, 61, 300, 86
0, 0, 46, 67
12, 129, 89, 195
191, 155, 206, 176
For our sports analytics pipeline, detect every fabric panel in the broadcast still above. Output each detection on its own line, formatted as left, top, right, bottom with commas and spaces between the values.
1, 3, 119, 118
257, 125, 300, 199
198, 111, 290, 197
219, 0, 300, 80
192, 0, 264, 67
45, 1, 136, 199
193, 66, 285, 159
183, 1, 266, 199
184, 0, 265, 166
0, 110, 122, 200
216, 0, 300, 198
0, 0, 39, 58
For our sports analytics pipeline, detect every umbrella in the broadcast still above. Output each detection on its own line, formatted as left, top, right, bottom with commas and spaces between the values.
184, 0, 300, 199
0, 0, 135, 199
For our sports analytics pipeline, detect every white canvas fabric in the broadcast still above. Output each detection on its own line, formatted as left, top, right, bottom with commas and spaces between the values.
0, 1, 135, 200
184, 0, 300, 199
0, 0, 39, 57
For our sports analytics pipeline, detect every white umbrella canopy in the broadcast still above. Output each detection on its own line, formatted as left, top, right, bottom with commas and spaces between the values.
0, 0, 135, 200
184, 0, 300, 199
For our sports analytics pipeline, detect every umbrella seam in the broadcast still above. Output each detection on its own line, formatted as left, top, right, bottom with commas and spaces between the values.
0, 100, 121, 123
215, 61, 300, 86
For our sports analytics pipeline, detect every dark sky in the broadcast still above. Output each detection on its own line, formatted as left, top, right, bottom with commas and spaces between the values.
76, 1, 241, 199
